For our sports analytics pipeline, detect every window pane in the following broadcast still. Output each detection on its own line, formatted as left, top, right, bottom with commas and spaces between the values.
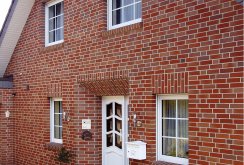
163, 119, 176, 137
54, 126, 62, 139
112, 9, 122, 25
178, 100, 188, 118
178, 120, 188, 138
49, 31, 55, 43
49, 5, 55, 18
54, 114, 62, 125
123, 5, 134, 22
56, 28, 63, 41
54, 101, 61, 113
107, 133, 113, 147
178, 139, 189, 158
107, 118, 113, 132
162, 100, 176, 118
115, 133, 122, 149
112, 0, 122, 9
124, 0, 133, 6
162, 138, 176, 157
135, 2, 142, 19
56, 2, 63, 16
49, 18, 55, 31
56, 15, 63, 28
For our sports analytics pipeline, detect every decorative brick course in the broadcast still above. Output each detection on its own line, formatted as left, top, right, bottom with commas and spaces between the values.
151, 72, 188, 94
47, 83, 62, 98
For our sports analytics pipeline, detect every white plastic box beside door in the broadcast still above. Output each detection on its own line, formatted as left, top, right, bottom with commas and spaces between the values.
102, 96, 129, 165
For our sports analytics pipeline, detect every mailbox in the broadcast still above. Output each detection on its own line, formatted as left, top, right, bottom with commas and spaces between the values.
126, 141, 146, 160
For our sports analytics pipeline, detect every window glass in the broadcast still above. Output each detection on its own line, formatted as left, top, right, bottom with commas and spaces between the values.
51, 99, 62, 143
110, 0, 141, 29
159, 96, 188, 164
46, 1, 64, 46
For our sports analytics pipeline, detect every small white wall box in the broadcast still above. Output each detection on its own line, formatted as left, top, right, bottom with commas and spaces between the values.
82, 119, 91, 129
126, 141, 147, 160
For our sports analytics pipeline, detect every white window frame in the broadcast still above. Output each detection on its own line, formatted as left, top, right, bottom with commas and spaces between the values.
50, 98, 63, 144
107, 0, 142, 30
45, 0, 64, 47
157, 94, 189, 165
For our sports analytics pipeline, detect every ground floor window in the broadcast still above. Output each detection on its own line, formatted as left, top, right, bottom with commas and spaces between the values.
157, 95, 188, 165
50, 98, 63, 143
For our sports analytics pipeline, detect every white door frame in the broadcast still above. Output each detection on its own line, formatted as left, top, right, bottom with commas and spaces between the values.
102, 96, 129, 165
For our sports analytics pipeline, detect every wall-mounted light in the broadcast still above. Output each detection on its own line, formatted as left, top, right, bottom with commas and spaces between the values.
5, 110, 10, 118
63, 112, 70, 121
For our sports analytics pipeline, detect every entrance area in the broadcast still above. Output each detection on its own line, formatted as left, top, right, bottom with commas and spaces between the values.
102, 96, 129, 165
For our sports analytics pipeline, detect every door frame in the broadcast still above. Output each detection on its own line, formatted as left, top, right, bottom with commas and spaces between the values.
102, 96, 129, 165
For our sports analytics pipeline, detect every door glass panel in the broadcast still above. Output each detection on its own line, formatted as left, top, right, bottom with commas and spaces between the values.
107, 133, 113, 147
106, 103, 113, 117
107, 118, 113, 132
115, 103, 122, 118
115, 118, 122, 133
115, 133, 122, 149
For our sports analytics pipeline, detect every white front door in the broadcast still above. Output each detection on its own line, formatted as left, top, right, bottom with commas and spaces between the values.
102, 96, 129, 165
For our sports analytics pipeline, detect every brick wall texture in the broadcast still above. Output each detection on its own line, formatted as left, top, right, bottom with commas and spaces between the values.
1, 0, 243, 164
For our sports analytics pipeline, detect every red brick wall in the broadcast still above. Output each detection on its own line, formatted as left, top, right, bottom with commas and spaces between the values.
0, 89, 14, 165
3, 0, 243, 164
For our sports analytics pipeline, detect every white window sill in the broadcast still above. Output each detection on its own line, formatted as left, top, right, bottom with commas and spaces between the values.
108, 18, 142, 30
158, 156, 188, 165
45, 40, 64, 47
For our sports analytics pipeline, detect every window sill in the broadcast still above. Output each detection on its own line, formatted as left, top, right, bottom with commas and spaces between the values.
152, 161, 179, 165
39, 42, 64, 54
101, 22, 143, 38
44, 142, 63, 151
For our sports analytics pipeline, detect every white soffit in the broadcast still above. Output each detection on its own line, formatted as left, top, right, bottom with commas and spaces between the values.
0, 0, 35, 77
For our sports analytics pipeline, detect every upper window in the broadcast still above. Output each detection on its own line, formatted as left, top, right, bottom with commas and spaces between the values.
45, 0, 64, 47
108, 0, 142, 30
50, 98, 63, 143
157, 95, 189, 165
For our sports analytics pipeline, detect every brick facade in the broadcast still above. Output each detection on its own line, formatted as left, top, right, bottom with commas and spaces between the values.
1, 0, 243, 164
0, 89, 14, 165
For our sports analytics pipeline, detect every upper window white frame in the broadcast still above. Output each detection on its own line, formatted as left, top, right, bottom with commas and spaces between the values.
108, 0, 142, 30
157, 94, 189, 165
45, 0, 64, 47
50, 98, 63, 144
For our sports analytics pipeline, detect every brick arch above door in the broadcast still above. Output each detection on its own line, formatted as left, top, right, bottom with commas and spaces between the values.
77, 70, 129, 96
